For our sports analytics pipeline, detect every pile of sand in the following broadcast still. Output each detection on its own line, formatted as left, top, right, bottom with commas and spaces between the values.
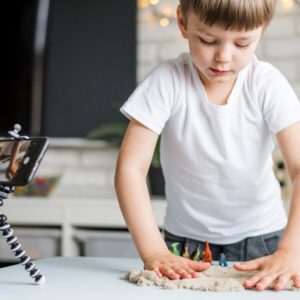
123, 265, 300, 292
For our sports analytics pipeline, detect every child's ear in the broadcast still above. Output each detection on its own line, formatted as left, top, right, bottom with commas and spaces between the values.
177, 5, 188, 39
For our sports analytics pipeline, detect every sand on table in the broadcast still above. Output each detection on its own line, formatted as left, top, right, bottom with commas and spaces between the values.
122, 265, 300, 292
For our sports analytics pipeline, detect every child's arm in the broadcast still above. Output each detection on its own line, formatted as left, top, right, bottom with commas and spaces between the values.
235, 121, 300, 291
115, 119, 210, 279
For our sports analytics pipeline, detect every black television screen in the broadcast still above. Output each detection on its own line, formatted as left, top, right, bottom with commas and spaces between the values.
2, 0, 38, 136
2, 0, 136, 137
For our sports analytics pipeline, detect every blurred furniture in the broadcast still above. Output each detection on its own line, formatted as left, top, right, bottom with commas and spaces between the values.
1, 197, 165, 259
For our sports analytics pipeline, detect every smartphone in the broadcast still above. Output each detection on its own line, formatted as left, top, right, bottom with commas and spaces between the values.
0, 137, 49, 186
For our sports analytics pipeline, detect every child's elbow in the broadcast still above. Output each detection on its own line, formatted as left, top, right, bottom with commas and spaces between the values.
114, 156, 148, 189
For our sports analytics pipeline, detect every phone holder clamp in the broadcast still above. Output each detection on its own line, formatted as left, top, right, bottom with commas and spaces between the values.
8, 124, 29, 140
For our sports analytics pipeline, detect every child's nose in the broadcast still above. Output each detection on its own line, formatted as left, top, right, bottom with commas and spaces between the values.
214, 45, 232, 64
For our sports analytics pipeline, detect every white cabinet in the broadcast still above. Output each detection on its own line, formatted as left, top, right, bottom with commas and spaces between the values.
0, 227, 61, 262
0, 139, 166, 263
74, 230, 139, 258
1, 197, 166, 259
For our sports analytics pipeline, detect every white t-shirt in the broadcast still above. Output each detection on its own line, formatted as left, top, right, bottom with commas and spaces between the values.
120, 53, 300, 244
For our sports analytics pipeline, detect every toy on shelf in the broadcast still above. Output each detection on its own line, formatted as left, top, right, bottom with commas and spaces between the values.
14, 176, 59, 197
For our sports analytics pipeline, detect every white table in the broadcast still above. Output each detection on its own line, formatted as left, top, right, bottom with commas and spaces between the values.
0, 257, 299, 300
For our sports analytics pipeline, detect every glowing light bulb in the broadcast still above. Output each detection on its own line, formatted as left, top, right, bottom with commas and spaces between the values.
138, 0, 150, 8
150, 0, 159, 5
161, 5, 173, 17
281, 0, 294, 11
160, 17, 170, 27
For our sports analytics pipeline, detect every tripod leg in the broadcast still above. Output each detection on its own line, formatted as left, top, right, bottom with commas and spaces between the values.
0, 199, 46, 284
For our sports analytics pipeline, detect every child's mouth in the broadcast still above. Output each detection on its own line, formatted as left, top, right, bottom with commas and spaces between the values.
209, 68, 232, 76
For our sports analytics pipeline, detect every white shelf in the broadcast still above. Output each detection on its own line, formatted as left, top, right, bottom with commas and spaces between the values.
1, 197, 167, 256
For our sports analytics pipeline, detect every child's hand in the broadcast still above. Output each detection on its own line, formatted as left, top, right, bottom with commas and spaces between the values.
143, 251, 211, 280
234, 249, 300, 291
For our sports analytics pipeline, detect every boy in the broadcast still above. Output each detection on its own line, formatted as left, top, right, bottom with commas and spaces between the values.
115, 0, 300, 291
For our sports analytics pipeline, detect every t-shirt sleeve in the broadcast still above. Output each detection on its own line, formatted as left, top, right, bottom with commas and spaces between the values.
256, 66, 300, 135
120, 63, 176, 135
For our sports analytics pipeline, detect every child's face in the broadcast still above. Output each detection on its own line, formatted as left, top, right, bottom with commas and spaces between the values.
177, 8, 263, 87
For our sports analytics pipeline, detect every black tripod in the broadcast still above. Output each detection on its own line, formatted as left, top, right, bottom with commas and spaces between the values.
0, 125, 46, 284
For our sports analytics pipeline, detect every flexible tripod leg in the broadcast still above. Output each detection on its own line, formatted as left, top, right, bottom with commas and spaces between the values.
0, 194, 46, 284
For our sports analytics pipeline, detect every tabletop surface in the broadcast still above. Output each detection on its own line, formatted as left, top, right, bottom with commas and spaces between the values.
0, 257, 299, 300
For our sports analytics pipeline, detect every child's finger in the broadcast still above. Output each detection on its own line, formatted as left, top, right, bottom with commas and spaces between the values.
243, 271, 269, 289
187, 260, 211, 271
254, 272, 280, 291
153, 266, 162, 278
291, 274, 300, 288
173, 266, 192, 279
274, 272, 292, 291
234, 259, 261, 271
187, 268, 200, 278
160, 266, 180, 280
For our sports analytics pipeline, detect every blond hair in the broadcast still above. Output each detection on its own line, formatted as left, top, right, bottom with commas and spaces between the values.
179, 0, 277, 30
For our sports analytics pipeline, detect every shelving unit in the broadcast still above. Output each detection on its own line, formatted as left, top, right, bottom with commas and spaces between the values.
1, 197, 166, 258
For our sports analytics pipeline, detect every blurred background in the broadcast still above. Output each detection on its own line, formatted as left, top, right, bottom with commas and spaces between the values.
0, 0, 299, 266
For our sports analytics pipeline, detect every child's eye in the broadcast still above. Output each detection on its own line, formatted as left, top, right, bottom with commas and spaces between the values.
235, 43, 250, 49
199, 37, 217, 46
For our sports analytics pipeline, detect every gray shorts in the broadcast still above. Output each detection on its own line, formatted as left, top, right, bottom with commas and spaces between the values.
163, 228, 285, 261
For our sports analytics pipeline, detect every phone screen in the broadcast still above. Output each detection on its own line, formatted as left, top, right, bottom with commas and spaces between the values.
0, 138, 48, 186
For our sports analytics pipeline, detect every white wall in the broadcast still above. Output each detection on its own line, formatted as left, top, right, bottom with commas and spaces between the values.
137, 0, 300, 99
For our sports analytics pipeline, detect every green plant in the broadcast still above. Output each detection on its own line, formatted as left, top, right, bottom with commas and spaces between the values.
87, 122, 128, 147
86, 122, 161, 167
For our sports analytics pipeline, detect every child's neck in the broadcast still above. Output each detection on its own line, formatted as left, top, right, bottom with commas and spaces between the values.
200, 75, 238, 106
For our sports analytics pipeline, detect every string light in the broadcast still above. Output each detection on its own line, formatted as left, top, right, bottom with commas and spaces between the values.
138, 0, 150, 9
280, 0, 300, 10
280, 0, 295, 11
159, 17, 170, 27
138, 0, 300, 28
138, 0, 175, 27
150, 0, 160, 5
